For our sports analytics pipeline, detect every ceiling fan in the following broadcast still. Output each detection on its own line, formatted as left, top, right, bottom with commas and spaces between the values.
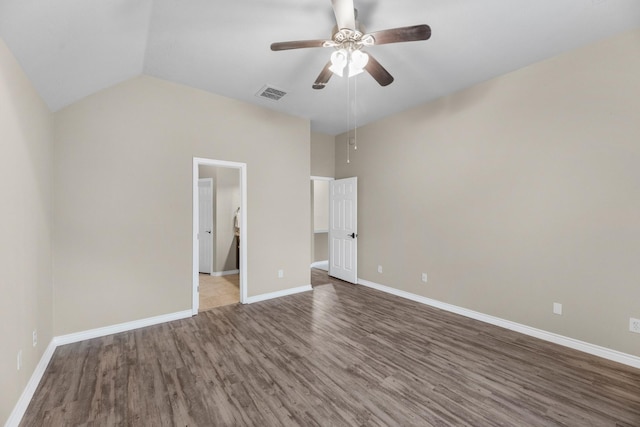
270, 0, 431, 89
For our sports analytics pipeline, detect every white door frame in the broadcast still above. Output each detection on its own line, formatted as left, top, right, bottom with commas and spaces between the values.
193, 157, 248, 314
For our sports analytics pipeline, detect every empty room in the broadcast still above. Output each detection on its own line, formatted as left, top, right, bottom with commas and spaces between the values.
1, 0, 639, 426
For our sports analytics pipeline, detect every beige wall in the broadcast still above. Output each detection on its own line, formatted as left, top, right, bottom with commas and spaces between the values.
54, 76, 310, 335
313, 180, 329, 232
310, 132, 335, 263
312, 180, 329, 262
311, 132, 335, 177
0, 39, 53, 424
313, 233, 329, 263
336, 29, 640, 357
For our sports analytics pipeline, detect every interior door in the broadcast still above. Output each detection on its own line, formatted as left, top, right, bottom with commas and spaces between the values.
329, 177, 357, 283
198, 178, 214, 274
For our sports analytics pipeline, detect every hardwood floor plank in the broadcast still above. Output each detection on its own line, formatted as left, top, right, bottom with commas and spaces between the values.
20, 269, 640, 426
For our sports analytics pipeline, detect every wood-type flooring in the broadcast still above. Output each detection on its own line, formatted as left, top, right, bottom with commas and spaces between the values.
20, 269, 640, 426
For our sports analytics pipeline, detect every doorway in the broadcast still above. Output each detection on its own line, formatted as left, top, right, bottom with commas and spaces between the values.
310, 176, 333, 272
193, 157, 247, 314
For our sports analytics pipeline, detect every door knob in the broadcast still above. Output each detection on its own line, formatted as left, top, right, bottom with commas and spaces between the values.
348, 232, 357, 238
206, 230, 212, 234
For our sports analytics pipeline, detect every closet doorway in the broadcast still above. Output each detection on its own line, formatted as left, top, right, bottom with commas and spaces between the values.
193, 158, 247, 314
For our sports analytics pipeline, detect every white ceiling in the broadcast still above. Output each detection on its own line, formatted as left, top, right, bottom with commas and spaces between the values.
1, 0, 639, 135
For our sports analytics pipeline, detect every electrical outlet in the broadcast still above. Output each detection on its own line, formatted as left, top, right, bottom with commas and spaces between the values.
630, 318, 640, 334
421, 273, 428, 283
33, 330, 37, 347
377, 265, 383, 274
553, 303, 562, 315
17, 350, 22, 371
278, 269, 284, 278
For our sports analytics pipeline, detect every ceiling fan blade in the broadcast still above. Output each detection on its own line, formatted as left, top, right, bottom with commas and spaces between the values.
331, 0, 356, 29
367, 24, 431, 45
271, 40, 329, 51
313, 61, 333, 89
364, 54, 394, 86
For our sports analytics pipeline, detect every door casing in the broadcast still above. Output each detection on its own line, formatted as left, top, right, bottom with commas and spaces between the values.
193, 157, 247, 314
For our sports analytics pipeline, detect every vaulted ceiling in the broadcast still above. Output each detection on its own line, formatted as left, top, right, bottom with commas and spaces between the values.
1, 0, 638, 135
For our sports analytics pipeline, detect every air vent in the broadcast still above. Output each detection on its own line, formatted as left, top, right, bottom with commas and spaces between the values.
256, 85, 287, 102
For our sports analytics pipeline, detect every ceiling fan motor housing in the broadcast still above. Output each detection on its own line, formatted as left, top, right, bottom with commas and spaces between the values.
332, 27, 374, 51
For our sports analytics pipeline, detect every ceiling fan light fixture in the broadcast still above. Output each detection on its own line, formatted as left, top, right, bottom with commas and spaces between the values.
329, 49, 348, 76
348, 50, 369, 77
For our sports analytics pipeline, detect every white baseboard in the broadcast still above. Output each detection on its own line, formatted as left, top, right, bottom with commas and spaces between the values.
5, 309, 193, 427
4, 340, 57, 427
358, 278, 640, 370
210, 269, 239, 277
54, 310, 193, 346
245, 285, 313, 304
310, 260, 328, 271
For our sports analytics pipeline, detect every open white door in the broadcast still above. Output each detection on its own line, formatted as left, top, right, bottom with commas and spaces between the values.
329, 177, 357, 283
198, 178, 214, 274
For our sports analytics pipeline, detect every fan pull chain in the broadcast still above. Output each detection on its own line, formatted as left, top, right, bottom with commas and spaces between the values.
346, 73, 360, 163
354, 76, 357, 151
348, 78, 351, 163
